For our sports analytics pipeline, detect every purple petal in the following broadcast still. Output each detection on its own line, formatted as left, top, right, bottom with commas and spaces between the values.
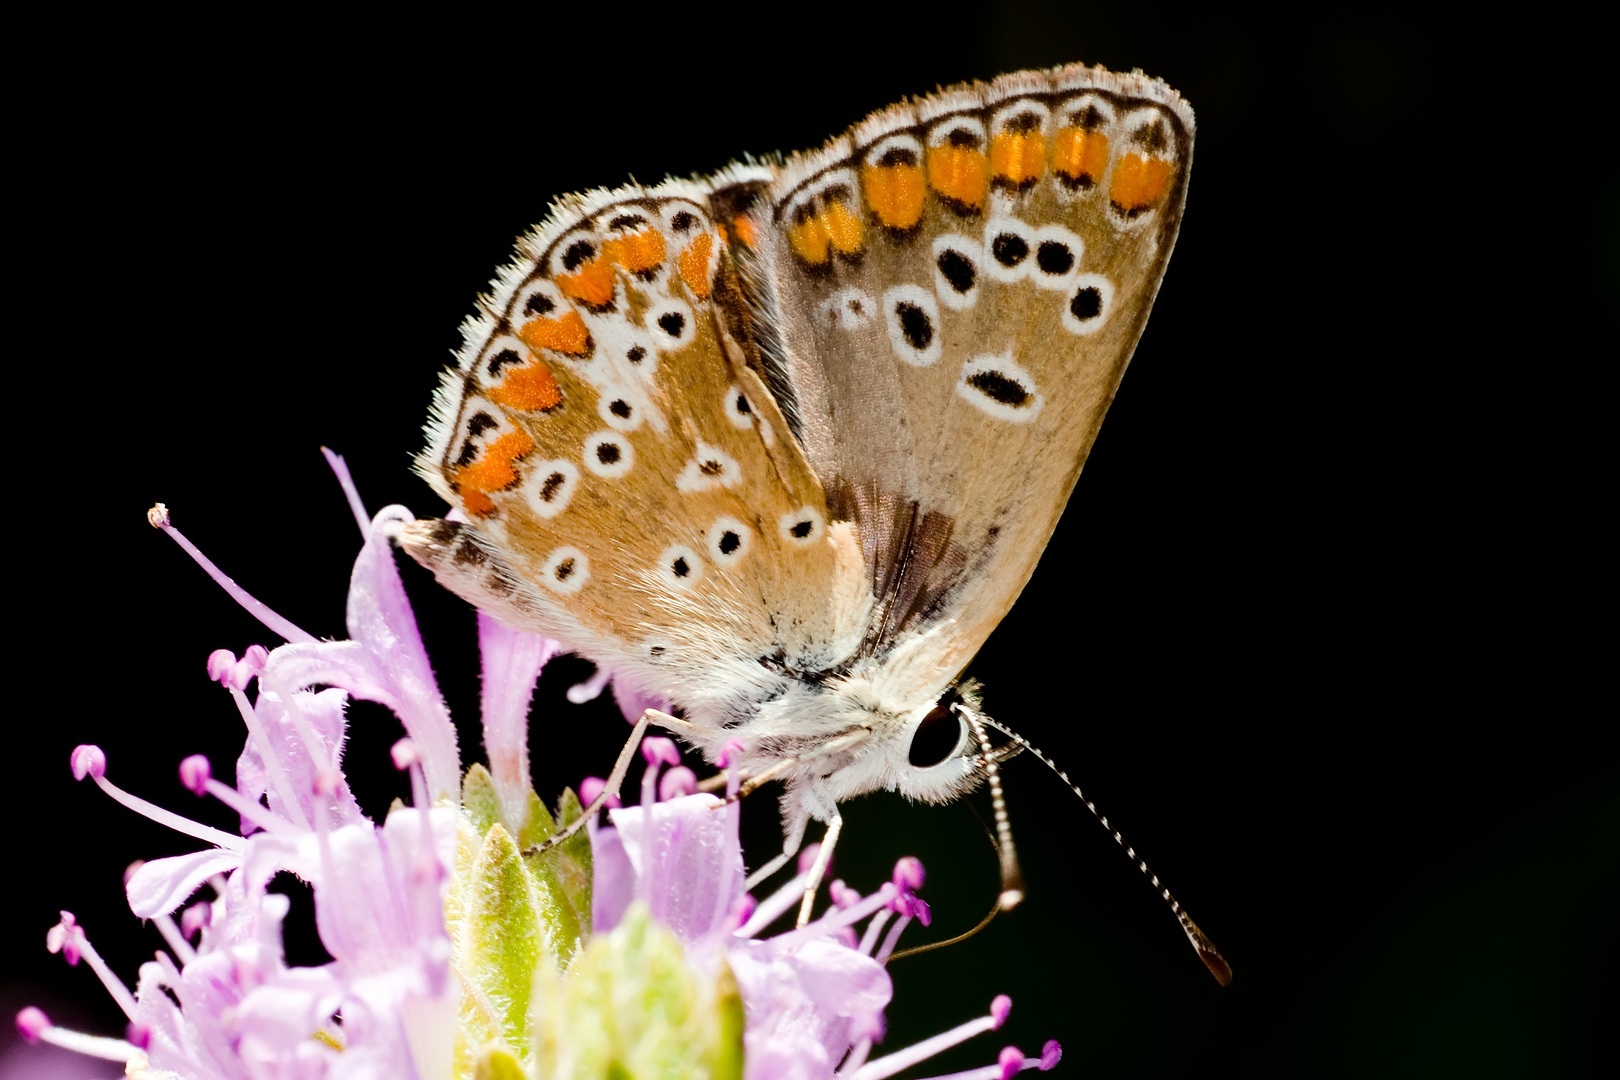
591, 826, 636, 934
607, 794, 744, 944
126, 849, 244, 918
235, 687, 366, 832
477, 610, 560, 832
342, 506, 461, 799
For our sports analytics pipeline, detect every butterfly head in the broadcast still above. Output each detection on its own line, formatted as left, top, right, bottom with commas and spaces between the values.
733, 671, 994, 817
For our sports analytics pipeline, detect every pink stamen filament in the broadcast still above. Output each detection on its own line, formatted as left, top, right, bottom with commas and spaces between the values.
260, 672, 341, 782
154, 948, 185, 990
321, 447, 370, 537
228, 687, 311, 831
849, 1012, 1007, 1080
34, 1023, 138, 1062
55, 925, 140, 1023
709, 793, 742, 938
857, 908, 893, 956
874, 913, 913, 963
766, 884, 898, 951
737, 870, 814, 938
153, 514, 315, 645
909, 1063, 1039, 1080
203, 777, 300, 838
89, 773, 243, 852
152, 911, 198, 965
840, 1039, 875, 1078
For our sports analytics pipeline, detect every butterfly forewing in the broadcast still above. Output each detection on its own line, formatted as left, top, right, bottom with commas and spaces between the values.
730, 65, 1194, 683
411, 181, 869, 696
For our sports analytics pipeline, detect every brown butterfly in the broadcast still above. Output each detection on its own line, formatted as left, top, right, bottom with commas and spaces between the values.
404, 62, 1228, 982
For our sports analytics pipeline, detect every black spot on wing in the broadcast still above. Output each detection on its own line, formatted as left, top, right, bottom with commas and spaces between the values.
561, 240, 595, 271
1036, 241, 1074, 276
937, 249, 975, 293
1070, 287, 1102, 320
487, 348, 524, 377
992, 233, 1028, 267
966, 370, 1030, 407
896, 302, 932, 349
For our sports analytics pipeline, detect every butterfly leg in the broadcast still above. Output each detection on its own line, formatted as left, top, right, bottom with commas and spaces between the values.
526, 707, 653, 856
744, 810, 808, 891
644, 709, 703, 738
796, 808, 842, 928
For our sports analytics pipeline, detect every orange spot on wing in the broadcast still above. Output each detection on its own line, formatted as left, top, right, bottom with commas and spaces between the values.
456, 428, 535, 497
926, 144, 988, 210
518, 311, 591, 356
1052, 128, 1109, 186
731, 214, 757, 248
679, 231, 715, 298
989, 132, 1046, 186
461, 489, 496, 516
556, 256, 616, 307
788, 201, 865, 265
490, 359, 562, 412
822, 201, 863, 254
604, 229, 666, 275
861, 162, 927, 229
789, 218, 830, 264
1110, 153, 1174, 213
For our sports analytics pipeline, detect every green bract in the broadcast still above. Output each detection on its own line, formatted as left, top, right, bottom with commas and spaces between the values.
450, 766, 742, 1080
530, 904, 745, 1080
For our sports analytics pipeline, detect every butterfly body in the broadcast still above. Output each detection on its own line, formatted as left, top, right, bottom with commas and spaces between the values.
404, 63, 1193, 846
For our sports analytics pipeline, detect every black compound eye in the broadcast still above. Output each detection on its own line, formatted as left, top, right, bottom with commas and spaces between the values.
909, 703, 965, 768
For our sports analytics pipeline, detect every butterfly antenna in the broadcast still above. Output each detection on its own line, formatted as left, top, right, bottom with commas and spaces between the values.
960, 706, 1025, 910
981, 718, 1233, 986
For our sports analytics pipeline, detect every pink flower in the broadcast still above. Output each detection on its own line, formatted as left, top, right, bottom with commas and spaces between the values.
16, 454, 1060, 1080
588, 740, 1061, 1080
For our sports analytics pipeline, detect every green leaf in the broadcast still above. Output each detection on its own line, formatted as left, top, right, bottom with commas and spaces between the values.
456, 822, 578, 1068
462, 764, 501, 837
517, 788, 557, 851
531, 903, 746, 1080
713, 962, 746, 1080
516, 787, 592, 948
474, 1045, 530, 1080
550, 787, 593, 927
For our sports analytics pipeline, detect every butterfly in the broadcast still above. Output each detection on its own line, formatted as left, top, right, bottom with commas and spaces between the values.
402, 62, 1227, 980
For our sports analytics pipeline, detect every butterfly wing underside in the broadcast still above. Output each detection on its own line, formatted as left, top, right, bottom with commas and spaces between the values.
409, 62, 1192, 719
407, 182, 870, 705
717, 64, 1193, 688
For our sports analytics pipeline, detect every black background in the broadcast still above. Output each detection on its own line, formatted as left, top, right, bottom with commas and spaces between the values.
6, 5, 1613, 1078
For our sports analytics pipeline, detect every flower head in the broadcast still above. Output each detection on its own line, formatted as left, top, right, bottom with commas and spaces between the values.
14, 460, 1059, 1080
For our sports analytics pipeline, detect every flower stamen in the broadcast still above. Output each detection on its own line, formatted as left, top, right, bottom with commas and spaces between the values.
46, 913, 140, 1022
148, 503, 316, 645
14, 1007, 137, 1062
71, 746, 245, 852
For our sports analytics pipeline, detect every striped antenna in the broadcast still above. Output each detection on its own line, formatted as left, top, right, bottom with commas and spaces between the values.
959, 704, 1025, 910
981, 717, 1233, 986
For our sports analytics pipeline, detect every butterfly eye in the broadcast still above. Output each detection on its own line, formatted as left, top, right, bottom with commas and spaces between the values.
909, 703, 967, 769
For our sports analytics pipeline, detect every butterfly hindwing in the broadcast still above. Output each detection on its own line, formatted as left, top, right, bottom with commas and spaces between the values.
725, 64, 1194, 685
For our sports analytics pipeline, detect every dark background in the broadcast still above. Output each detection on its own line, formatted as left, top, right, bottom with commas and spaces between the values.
6, 5, 1613, 1078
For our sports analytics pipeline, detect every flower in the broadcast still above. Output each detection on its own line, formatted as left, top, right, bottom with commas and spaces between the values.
13, 455, 1060, 1080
